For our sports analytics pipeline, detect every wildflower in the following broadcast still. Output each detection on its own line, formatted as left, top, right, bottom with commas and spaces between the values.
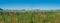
0, 21, 3, 23
12, 20, 14, 23
9, 14, 13, 16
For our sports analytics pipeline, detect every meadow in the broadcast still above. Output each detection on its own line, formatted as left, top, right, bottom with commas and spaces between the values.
0, 10, 60, 23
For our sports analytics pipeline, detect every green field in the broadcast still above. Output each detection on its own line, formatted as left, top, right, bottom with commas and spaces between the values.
0, 10, 60, 23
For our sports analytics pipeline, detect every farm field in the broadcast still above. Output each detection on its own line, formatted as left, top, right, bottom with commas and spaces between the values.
0, 10, 60, 23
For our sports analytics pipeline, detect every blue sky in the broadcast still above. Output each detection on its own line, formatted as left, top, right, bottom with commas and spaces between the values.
0, 0, 60, 10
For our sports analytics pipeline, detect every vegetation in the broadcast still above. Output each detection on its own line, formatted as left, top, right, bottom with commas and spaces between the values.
0, 9, 60, 23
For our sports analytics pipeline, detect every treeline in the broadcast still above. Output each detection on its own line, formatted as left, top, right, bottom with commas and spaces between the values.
0, 9, 60, 16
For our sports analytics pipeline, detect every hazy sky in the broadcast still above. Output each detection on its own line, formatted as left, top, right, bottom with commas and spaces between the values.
0, 0, 60, 10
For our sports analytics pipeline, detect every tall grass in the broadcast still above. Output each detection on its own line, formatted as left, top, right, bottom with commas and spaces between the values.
0, 10, 60, 23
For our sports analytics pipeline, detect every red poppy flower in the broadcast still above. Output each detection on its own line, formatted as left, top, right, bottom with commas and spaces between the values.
0, 21, 3, 23
12, 20, 14, 23
9, 14, 13, 16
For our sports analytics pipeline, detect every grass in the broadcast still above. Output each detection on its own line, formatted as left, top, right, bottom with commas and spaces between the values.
0, 11, 60, 23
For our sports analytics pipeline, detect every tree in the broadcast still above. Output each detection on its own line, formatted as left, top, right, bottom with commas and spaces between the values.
0, 8, 3, 15
0, 8, 3, 10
